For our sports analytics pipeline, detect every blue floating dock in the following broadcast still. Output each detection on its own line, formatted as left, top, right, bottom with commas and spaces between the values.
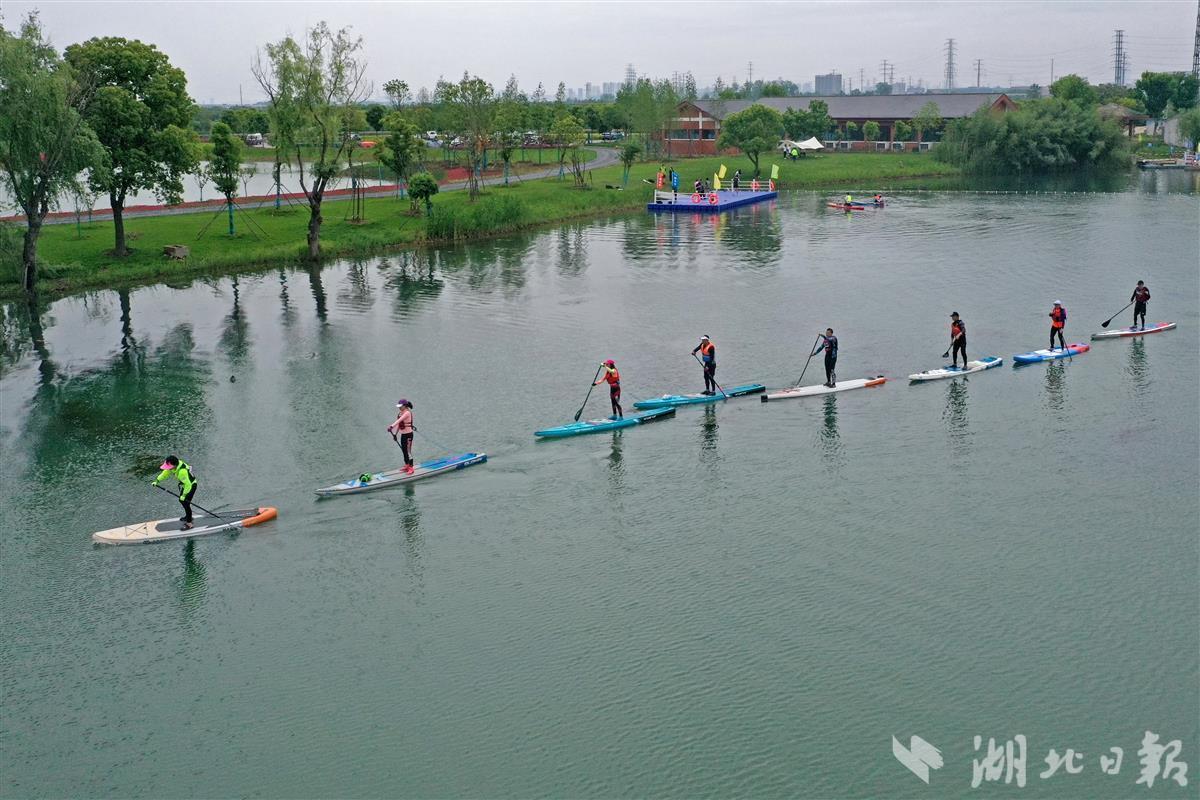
647, 189, 777, 213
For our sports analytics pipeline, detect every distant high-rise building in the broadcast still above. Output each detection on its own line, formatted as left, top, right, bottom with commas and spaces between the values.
802, 82, 814, 94
585, 82, 594, 99
624, 63, 637, 87
815, 72, 843, 95
602, 81, 619, 97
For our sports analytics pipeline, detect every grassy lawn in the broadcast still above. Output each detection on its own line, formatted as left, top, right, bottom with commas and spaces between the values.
5, 152, 958, 298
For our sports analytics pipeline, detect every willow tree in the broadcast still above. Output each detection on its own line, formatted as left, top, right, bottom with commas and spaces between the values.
0, 13, 100, 291
253, 22, 369, 259
208, 122, 242, 235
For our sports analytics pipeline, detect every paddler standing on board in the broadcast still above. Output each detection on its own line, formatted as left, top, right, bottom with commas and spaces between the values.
692, 335, 717, 395
949, 312, 967, 368
152, 456, 198, 530
1049, 301, 1067, 350
594, 360, 623, 419
815, 328, 838, 387
1130, 280, 1150, 331
387, 399, 415, 474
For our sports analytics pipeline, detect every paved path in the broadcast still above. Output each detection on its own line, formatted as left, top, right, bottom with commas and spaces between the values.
30, 147, 623, 226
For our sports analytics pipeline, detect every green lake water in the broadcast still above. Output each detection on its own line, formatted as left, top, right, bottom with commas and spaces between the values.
1, 183, 1197, 798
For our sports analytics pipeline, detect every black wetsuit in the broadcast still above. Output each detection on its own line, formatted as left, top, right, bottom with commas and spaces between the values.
818, 335, 838, 386
1131, 285, 1150, 329
951, 319, 967, 367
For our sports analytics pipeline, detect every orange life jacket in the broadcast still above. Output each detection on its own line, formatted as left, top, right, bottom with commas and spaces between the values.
601, 367, 620, 385
1050, 307, 1066, 329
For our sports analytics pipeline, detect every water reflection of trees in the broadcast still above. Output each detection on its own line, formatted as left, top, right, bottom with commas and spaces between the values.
378, 251, 444, 319
434, 236, 535, 296
15, 295, 211, 485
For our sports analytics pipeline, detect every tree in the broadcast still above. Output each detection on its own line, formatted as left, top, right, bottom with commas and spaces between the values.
442, 73, 494, 199
781, 99, 832, 141
844, 121, 859, 141
377, 112, 423, 207
619, 141, 641, 186
717, 104, 783, 176
935, 98, 1127, 174
0, 14, 101, 291
682, 72, 698, 101
760, 82, 788, 98
364, 103, 387, 131
1179, 107, 1200, 148
912, 101, 943, 141
549, 114, 586, 186
493, 101, 524, 185
253, 22, 369, 259
220, 107, 270, 134
1135, 72, 1174, 118
65, 36, 198, 257
407, 171, 437, 214
875, 82, 892, 96
894, 120, 913, 141
208, 121, 242, 235
382, 78, 410, 109
1171, 73, 1199, 112
863, 120, 880, 147
1050, 74, 1098, 107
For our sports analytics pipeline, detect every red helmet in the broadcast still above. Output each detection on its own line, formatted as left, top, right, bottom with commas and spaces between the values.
605, 359, 615, 367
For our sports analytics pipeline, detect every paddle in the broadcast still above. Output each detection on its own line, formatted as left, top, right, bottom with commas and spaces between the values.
692, 352, 726, 398
153, 484, 224, 520
794, 336, 823, 387
1100, 301, 1134, 329
574, 365, 604, 421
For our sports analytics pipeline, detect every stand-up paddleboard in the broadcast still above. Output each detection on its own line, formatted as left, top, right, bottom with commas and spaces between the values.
535, 407, 675, 438
761, 376, 887, 402
1012, 343, 1089, 364
827, 203, 866, 211
909, 357, 1003, 382
633, 383, 765, 409
1091, 322, 1176, 340
315, 452, 487, 497
92, 507, 277, 545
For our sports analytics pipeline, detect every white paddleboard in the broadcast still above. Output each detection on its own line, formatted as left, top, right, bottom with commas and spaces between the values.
909, 356, 1003, 381
92, 507, 277, 545
761, 376, 887, 402
1091, 322, 1176, 340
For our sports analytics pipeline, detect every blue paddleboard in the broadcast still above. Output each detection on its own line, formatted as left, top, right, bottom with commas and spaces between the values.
535, 407, 676, 438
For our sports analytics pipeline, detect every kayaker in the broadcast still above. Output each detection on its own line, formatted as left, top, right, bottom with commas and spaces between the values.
594, 360, 623, 418
152, 456, 198, 530
1049, 301, 1067, 350
950, 312, 967, 368
873, 193, 884, 206
815, 328, 838, 387
844, 193, 853, 206
1130, 280, 1150, 331
691, 335, 717, 395
387, 399, 415, 474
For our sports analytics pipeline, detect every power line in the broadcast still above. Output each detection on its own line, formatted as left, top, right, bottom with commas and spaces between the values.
1113, 29, 1128, 85
974, 58, 983, 87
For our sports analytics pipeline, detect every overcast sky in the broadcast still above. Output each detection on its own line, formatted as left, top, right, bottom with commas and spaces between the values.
7, 0, 1197, 103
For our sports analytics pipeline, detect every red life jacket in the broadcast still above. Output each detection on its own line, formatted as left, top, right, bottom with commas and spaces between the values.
951, 320, 965, 338
1133, 286, 1150, 303
601, 367, 620, 385
1050, 307, 1066, 328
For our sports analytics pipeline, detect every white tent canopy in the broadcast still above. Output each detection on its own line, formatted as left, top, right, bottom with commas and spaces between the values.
798, 137, 824, 150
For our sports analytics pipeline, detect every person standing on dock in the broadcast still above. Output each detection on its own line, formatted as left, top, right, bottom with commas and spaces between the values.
1049, 301, 1067, 350
816, 329, 838, 387
387, 399, 415, 474
595, 360, 623, 418
692, 335, 717, 395
152, 456, 198, 530
1130, 280, 1150, 331
949, 312, 967, 368
732, 169, 741, 190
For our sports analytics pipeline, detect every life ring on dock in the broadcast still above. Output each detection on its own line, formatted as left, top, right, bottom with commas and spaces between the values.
751, 179, 760, 191
769, 179, 775, 191
708, 193, 719, 205
691, 193, 702, 203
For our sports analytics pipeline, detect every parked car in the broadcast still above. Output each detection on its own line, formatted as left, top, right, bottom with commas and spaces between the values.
601, 130, 625, 141
244, 132, 265, 146
425, 131, 438, 140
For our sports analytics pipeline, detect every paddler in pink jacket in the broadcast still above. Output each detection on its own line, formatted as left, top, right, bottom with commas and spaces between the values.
387, 399, 415, 474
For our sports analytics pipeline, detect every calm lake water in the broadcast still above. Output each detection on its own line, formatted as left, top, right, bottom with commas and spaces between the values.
1, 186, 1197, 798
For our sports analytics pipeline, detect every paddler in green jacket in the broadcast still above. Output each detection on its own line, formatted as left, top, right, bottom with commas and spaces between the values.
152, 455, 198, 530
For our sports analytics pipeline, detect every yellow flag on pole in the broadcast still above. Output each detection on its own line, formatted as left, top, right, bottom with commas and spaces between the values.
771, 164, 780, 180
713, 174, 721, 190
718, 164, 727, 179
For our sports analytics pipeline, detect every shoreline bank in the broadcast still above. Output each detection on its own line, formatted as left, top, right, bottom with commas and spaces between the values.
2, 153, 961, 300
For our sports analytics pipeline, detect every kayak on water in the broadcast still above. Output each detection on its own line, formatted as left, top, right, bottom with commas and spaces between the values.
632, 383, 765, 409
761, 376, 887, 402
535, 407, 676, 438
315, 452, 488, 497
1012, 344, 1089, 364
909, 357, 1003, 382
827, 202, 866, 211
92, 507, 277, 545
1091, 322, 1176, 340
